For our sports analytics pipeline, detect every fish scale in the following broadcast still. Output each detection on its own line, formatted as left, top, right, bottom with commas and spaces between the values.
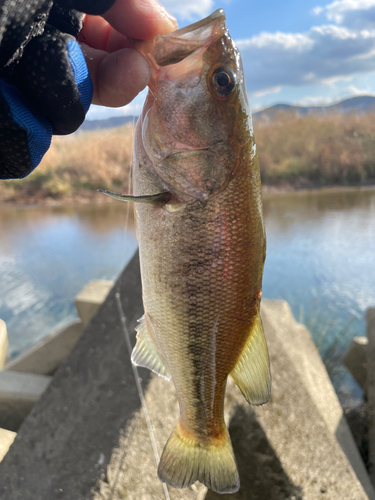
135, 135, 266, 462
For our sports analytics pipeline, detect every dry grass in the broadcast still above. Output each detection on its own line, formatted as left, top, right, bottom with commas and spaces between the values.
1, 112, 375, 204
0, 124, 134, 204
255, 111, 375, 187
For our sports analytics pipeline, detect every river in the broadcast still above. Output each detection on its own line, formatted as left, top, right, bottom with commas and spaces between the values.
1, 188, 374, 400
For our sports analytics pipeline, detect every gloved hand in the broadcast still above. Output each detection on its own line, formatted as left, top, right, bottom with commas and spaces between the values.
0, 0, 115, 179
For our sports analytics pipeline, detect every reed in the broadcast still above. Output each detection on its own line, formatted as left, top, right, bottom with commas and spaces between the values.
1, 112, 375, 204
255, 111, 375, 187
0, 124, 134, 204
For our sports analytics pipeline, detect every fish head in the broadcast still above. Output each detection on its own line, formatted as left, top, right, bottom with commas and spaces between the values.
135, 9, 254, 203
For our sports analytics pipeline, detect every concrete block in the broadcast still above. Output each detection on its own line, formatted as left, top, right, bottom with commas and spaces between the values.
258, 300, 374, 500
0, 428, 16, 463
75, 279, 114, 327
342, 336, 368, 391
5, 319, 83, 376
0, 319, 9, 369
0, 371, 52, 431
0, 252, 373, 500
367, 307, 375, 485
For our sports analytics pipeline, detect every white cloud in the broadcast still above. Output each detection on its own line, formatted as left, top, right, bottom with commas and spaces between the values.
311, 24, 357, 39
294, 95, 337, 106
314, 0, 375, 29
241, 31, 313, 51
237, 24, 375, 94
313, 6, 324, 15
162, 0, 214, 20
250, 86, 282, 98
348, 83, 375, 94
321, 74, 357, 85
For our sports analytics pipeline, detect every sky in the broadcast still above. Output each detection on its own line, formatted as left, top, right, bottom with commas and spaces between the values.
86, 0, 375, 119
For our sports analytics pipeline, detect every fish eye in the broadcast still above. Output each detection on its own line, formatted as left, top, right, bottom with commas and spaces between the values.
210, 67, 236, 97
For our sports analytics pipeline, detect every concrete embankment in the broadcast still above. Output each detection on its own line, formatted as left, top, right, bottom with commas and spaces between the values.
0, 279, 114, 432
0, 251, 373, 499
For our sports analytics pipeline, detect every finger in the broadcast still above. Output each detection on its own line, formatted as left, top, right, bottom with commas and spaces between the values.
103, 0, 178, 40
78, 14, 132, 52
80, 44, 151, 107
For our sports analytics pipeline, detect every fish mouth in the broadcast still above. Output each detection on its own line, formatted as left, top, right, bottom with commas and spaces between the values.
134, 10, 227, 67
169, 9, 226, 39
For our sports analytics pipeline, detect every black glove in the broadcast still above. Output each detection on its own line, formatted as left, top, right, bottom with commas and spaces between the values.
0, 0, 115, 180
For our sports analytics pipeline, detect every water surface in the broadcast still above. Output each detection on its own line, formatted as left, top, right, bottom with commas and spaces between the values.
263, 189, 375, 398
0, 203, 137, 356
1, 189, 374, 399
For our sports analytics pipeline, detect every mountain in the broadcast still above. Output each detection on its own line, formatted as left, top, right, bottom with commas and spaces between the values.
78, 115, 137, 132
253, 95, 375, 119
78, 95, 375, 132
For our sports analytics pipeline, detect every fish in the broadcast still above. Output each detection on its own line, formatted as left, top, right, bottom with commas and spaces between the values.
100, 8, 270, 494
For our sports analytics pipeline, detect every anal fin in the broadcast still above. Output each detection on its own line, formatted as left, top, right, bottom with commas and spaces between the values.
131, 314, 171, 381
230, 312, 271, 405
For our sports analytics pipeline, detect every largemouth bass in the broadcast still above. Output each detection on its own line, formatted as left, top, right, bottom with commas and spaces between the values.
101, 8, 270, 494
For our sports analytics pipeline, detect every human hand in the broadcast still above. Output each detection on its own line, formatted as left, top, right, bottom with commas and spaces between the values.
0, 0, 177, 180
78, 0, 178, 107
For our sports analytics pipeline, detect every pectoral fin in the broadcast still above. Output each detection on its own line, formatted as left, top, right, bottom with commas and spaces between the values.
98, 189, 171, 205
230, 312, 271, 405
131, 314, 171, 381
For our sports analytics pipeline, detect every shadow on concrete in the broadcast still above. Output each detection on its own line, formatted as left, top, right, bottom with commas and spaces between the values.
341, 403, 369, 470
206, 405, 303, 500
0, 399, 36, 432
335, 412, 374, 498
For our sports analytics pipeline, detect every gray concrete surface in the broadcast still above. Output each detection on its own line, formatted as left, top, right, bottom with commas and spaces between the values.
342, 337, 368, 392
0, 319, 9, 369
5, 319, 83, 376
0, 252, 372, 499
367, 307, 375, 485
75, 279, 114, 328
0, 371, 52, 431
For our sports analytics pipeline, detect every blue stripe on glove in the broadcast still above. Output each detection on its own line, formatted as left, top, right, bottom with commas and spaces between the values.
67, 39, 93, 114
0, 79, 52, 176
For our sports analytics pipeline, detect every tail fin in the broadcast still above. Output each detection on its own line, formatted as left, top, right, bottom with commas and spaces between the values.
158, 421, 240, 494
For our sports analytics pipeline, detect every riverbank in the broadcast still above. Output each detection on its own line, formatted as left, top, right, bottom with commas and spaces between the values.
2, 112, 375, 206
2, 183, 375, 209
0, 189, 114, 208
